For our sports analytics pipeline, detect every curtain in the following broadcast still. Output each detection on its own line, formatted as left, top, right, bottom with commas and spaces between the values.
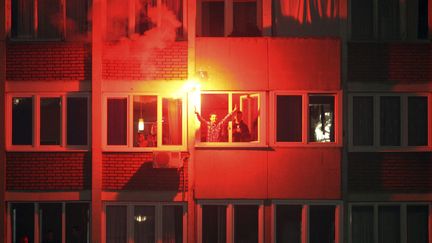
106, 206, 127, 243
378, 0, 400, 40
407, 206, 429, 243
67, 0, 88, 37
163, 0, 183, 37
12, 0, 35, 38
378, 206, 400, 243
380, 97, 400, 146
279, 0, 339, 24
351, 206, 374, 243
134, 206, 156, 243
163, 98, 182, 145
162, 206, 183, 243
353, 96, 373, 146
107, 99, 127, 145
408, 97, 428, 146
38, 0, 62, 38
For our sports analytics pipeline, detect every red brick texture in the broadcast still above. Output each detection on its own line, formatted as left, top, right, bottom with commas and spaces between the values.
102, 41, 187, 80
348, 152, 432, 193
102, 152, 188, 191
348, 43, 432, 83
6, 42, 91, 81
6, 152, 91, 190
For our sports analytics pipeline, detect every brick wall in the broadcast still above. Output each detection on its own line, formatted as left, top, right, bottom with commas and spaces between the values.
102, 152, 188, 191
348, 152, 432, 193
6, 43, 91, 81
348, 43, 432, 83
102, 41, 187, 80
6, 152, 91, 190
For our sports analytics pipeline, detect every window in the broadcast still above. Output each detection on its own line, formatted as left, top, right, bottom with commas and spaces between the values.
104, 94, 186, 150
274, 202, 341, 243
10, 0, 88, 40
351, 0, 428, 40
350, 204, 430, 243
106, 0, 184, 41
105, 203, 186, 243
7, 94, 89, 150
198, 201, 263, 243
349, 93, 430, 150
10, 202, 90, 243
197, 0, 262, 36
196, 92, 266, 146
274, 92, 340, 145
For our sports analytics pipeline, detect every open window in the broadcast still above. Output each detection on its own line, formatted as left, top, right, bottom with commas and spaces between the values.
7, 93, 89, 151
349, 93, 430, 151
104, 93, 187, 151
195, 92, 266, 147
273, 92, 341, 146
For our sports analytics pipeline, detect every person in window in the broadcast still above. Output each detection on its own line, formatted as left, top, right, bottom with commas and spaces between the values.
232, 110, 251, 142
195, 105, 238, 142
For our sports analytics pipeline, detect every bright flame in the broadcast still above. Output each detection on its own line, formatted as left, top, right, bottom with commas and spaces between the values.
138, 118, 145, 132
183, 79, 201, 108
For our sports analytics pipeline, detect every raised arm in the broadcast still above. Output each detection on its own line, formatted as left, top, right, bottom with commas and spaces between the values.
220, 105, 238, 125
194, 107, 207, 123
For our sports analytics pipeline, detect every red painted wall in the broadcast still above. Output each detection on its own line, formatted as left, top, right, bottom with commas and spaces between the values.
195, 38, 341, 90
6, 152, 91, 190
102, 152, 188, 191
6, 43, 91, 81
194, 148, 341, 199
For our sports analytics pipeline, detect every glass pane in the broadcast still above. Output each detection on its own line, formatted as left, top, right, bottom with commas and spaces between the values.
202, 205, 226, 243
232, 93, 258, 142
40, 203, 62, 243
163, 98, 183, 145
12, 97, 33, 145
163, 0, 183, 38
67, 97, 88, 146
378, 206, 400, 243
134, 206, 155, 243
106, 206, 127, 243
66, 0, 88, 37
11, 0, 35, 38
11, 203, 34, 243
353, 96, 374, 146
107, 98, 127, 145
135, 0, 156, 34
234, 205, 258, 243
351, 206, 373, 243
351, 0, 373, 39
380, 96, 400, 146
232, 1, 260, 37
309, 205, 335, 243
309, 96, 335, 142
38, 0, 62, 39
133, 96, 157, 147
276, 95, 302, 142
407, 206, 428, 243
378, 0, 400, 40
106, 0, 129, 40
408, 97, 428, 146
198, 94, 229, 142
200, 1, 224, 37
66, 203, 90, 243
40, 98, 61, 145
276, 205, 301, 243
162, 205, 183, 243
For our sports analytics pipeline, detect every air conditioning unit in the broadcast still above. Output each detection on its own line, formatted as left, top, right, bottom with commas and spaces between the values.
152, 151, 183, 168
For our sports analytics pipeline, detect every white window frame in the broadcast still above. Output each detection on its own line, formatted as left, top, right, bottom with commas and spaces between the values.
6, 93, 90, 151
197, 200, 264, 243
348, 202, 431, 243
102, 202, 187, 243
103, 93, 187, 151
196, 0, 263, 36
272, 200, 343, 243
348, 93, 432, 152
6, 0, 90, 40
195, 91, 267, 147
7, 202, 90, 243
270, 91, 342, 147
103, 0, 187, 40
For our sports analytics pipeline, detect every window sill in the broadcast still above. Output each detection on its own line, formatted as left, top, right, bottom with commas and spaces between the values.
348, 146, 432, 152
6, 146, 89, 152
271, 142, 343, 148
102, 146, 187, 152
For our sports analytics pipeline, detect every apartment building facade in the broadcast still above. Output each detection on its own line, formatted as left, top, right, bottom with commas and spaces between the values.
0, 0, 430, 242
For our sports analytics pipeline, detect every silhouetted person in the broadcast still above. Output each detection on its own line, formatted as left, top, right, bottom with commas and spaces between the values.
232, 110, 251, 142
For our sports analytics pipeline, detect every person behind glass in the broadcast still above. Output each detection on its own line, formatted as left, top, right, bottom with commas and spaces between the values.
232, 110, 251, 142
195, 105, 238, 142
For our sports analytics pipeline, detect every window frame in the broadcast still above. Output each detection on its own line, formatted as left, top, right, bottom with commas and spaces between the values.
348, 93, 432, 152
196, 0, 263, 37
270, 91, 342, 147
7, 201, 91, 243
348, 202, 431, 243
195, 91, 267, 147
102, 202, 187, 243
197, 200, 264, 243
6, 0, 90, 41
102, 93, 188, 151
6, 93, 90, 151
